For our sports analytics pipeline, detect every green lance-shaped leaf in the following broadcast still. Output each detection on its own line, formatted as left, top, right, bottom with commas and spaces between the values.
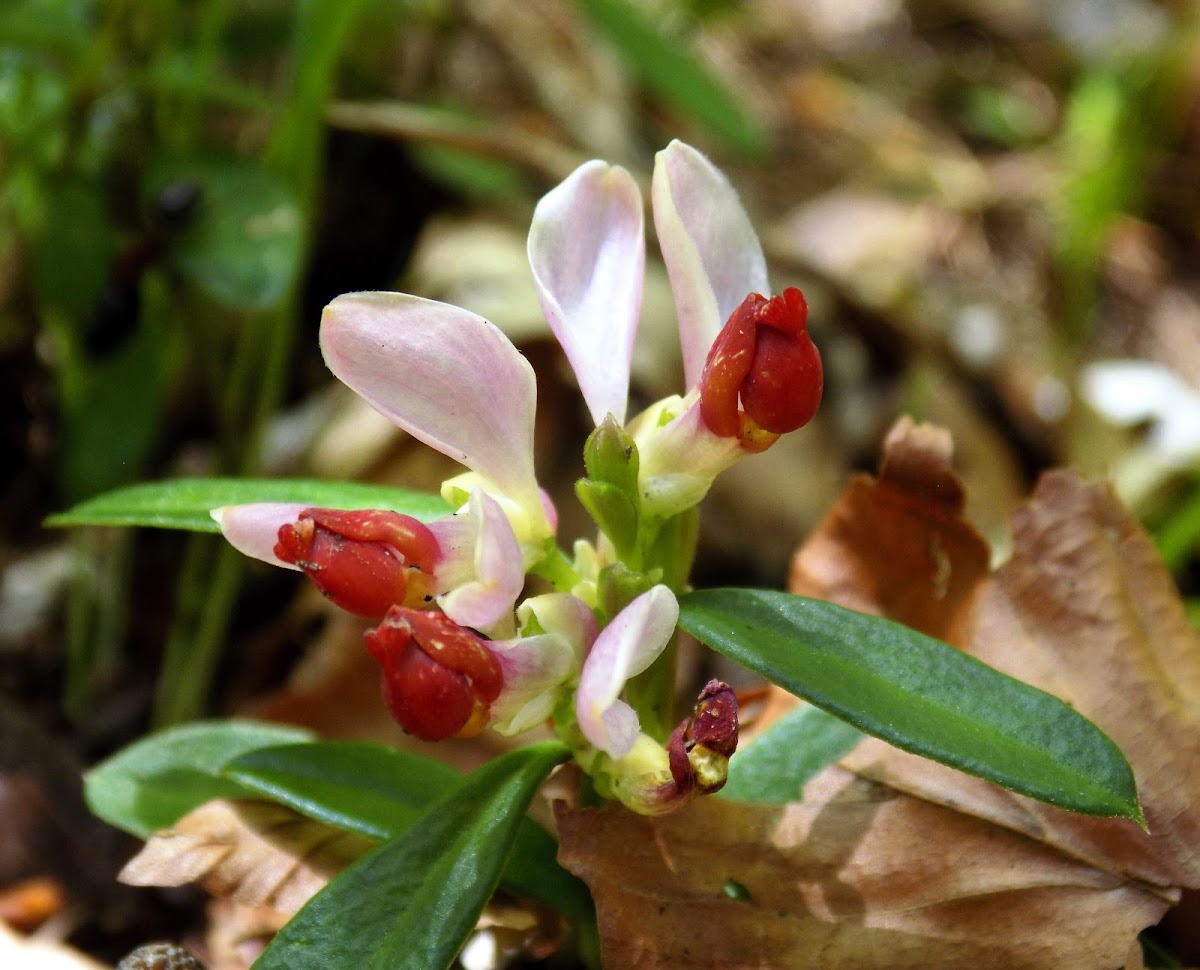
84, 720, 313, 839
45, 477, 451, 532
253, 742, 570, 970
678, 589, 1143, 823
224, 741, 595, 929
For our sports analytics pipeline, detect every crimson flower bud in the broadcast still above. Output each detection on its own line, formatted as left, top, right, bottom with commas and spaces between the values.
667, 679, 740, 797
364, 607, 504, 740
699, 287, 823, 452
275, 508, 441, 618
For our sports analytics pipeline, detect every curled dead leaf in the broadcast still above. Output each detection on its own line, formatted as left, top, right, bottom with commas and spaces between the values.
557, 416, 1200, 968
119, 801, 371, 917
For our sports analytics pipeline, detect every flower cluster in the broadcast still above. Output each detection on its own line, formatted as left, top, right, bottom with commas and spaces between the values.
212, 141, 822, 814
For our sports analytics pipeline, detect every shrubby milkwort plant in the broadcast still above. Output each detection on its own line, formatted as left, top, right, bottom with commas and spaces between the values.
215, 140, 821, 813
68, 141, 1142, 969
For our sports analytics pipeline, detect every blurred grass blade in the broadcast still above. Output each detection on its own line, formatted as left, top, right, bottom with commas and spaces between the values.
572, 0, 767, 155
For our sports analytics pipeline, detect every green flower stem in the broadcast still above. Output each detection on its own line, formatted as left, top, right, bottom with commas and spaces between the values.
154, 305, 287, 726
64, 529, 134, 720
152, 533, 243, 725
623, 630, 679, 743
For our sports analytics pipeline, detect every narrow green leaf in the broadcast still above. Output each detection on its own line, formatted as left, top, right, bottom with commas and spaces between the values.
224, 741, 596, 929
679, 589, 1143, 822
253, 742, 570, 970
224, 741, 459, 839
45, 477, 451, 532
573, 0, 767, 156
721, 703, 864, 804
84, 721, 312, 838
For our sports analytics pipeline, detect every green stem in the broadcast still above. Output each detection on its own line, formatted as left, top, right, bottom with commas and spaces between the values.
63, 531, 96, 720
153, 537, 243, 725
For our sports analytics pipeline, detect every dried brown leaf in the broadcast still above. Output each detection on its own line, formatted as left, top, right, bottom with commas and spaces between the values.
557, 417, 1200, 969
119, 801, 371, 917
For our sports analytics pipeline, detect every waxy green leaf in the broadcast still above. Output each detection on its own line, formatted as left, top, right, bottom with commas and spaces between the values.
224, 741, 596, 928
85, 720, 313, 839
679, 589, 1143, 822
253, 742, 570, 970
46, 477, 451, 532
721, 703, 864, 804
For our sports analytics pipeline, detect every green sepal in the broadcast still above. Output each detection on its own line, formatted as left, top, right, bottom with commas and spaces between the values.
584, 415, 639, 492
597, 561, 656, 622
576, 478, 639, 556
578, 417, 642, 556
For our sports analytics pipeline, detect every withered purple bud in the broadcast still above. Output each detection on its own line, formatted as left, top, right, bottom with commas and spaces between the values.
667, 679, 740, 797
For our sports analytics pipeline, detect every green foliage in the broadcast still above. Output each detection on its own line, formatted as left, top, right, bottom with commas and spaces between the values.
84, 720, 313, 839
225, 741, 596, 929
252, 742, 571, 970
679, 588, 1143, 822
721, 703, 864, 804
146, 155, 303, 310
46, 477, 452, 532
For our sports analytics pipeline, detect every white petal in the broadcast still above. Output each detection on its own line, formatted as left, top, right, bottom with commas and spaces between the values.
576, 585, 679, 758
529, 160, 645, 425
211, 504, 306, 569
652, 140, 768, 389
321, 292, 541, 510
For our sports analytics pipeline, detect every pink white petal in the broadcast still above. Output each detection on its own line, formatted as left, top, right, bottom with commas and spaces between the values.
434, 490, 525, 631
488, 592, 597, 736
528, 160, 645, 426
210, 503, 307, 569
320, 292, 541, 511
576, 585, 679, 758
652, 140, 769, 390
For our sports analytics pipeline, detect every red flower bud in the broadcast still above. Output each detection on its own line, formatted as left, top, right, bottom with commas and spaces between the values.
699, 287, 822, 452
364, 607, 504, 740
275, 508, 441, 618
667, 679, 740, 797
